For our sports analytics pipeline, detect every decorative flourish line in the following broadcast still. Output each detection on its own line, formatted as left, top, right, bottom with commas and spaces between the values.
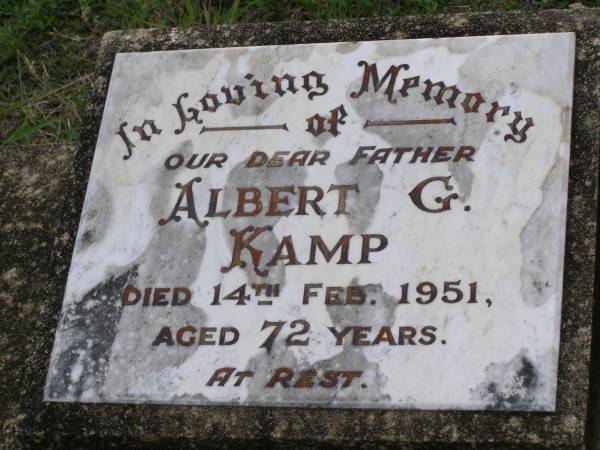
199, 123, 289, 134
364, 118, 456, 127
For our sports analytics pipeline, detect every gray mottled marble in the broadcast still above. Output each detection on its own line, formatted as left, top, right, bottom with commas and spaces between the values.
45, 33, 574, 410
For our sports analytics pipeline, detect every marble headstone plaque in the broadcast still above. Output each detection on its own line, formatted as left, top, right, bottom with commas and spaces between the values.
45, 33, 574, 411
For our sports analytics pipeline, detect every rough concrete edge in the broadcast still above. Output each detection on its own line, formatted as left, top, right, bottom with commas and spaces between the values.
16, 8, 600, 449
586, 34, 600, 450
0, 144, 78, 450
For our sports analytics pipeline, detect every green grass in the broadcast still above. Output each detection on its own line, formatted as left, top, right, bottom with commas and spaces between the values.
0, 0, 597, 146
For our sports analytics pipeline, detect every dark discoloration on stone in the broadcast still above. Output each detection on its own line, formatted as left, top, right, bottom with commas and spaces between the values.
220, 163, 309, 405
77, 183, 112, 252
100, 138, 211, 401
474, 350, 545, 411
321, 283, 397, 404
221, 161, 307, 284
3, 8, 598, 449
519, 156, 564, 307
335, 161, 383, 234
45, 267, 139, 400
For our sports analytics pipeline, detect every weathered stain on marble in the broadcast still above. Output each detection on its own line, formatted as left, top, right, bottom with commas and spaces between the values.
334, 160, 383, 234
77, 183, 112, 252
46, 266, 139, 400
45, 33, 574, 410
473, 349, 551, 410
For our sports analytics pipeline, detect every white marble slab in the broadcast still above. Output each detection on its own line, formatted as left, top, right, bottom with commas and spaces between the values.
45, 32, 574, 410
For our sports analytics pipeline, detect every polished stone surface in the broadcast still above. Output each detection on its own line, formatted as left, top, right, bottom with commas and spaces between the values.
45, 32, 575, 411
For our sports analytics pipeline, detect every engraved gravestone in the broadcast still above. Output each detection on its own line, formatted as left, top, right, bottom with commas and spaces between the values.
45, 33, 575, 411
